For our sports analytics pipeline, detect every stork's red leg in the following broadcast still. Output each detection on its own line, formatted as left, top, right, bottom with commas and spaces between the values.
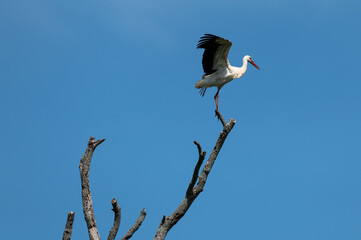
214, 88, 220, 112
213, 88, 224, 120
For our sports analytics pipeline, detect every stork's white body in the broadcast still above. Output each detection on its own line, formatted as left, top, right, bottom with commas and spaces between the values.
195, 57, 249, 89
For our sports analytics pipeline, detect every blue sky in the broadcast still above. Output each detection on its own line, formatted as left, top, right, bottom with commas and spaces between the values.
1, 0, 361, 239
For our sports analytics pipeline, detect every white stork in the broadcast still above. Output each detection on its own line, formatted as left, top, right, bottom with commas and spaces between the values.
195, 34, 260, 114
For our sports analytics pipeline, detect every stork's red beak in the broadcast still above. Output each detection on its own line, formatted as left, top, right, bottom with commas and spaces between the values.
250, 60, 261, 70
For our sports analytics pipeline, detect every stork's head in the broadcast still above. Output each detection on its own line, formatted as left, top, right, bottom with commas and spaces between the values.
244, 55, 260, 70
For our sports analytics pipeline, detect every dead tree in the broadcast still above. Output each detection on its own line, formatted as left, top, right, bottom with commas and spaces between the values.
63, 112, 236, 240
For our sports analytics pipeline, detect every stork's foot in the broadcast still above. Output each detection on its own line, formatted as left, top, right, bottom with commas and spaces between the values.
215, 110, 226, 126
215, 110, 223, 120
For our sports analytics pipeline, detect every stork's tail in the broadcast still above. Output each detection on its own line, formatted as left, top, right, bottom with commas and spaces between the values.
195, 79, 204, 89
195, 80, 207, 97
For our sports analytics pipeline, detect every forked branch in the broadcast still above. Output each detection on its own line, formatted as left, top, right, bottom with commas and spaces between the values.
73, 137, 146, 240
153, 118, 236, 240
66, 115, 235, 240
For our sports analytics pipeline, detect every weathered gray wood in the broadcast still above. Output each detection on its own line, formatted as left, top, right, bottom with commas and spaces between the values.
79, 137, 105, 240
62, 211, 75, 240
121, 209, 147, 240
107, 198, 121, 240
66, 112, 235, 240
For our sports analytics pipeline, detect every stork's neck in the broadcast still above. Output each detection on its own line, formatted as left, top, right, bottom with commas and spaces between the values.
238, 56, 251, 73
231, 58, 248, 78
242, 56, 249, 70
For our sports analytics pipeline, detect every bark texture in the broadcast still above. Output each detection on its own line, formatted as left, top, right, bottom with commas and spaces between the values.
121, 209, 147, 240
107, 198, 121, 240
62, 211, 75, 240
153, 116, 236, 240
79, 137, 105, 240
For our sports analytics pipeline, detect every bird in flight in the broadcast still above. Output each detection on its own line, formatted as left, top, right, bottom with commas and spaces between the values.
195, 34, 260, 117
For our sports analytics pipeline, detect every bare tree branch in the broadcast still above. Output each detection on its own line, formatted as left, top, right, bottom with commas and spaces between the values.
121, 209, 147, 240
62, 211, 75, 240
193, 119, 236, 196
107, 198, 121, 240
153, 118, 236, 240
79, 137, 105, 240
65, 116, 234, 240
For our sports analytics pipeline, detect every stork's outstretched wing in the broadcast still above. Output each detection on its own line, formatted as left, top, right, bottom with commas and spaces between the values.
197, 34, 232, 77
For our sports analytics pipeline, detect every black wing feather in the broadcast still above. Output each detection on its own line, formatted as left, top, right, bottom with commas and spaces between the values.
197, 34, 220, 76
